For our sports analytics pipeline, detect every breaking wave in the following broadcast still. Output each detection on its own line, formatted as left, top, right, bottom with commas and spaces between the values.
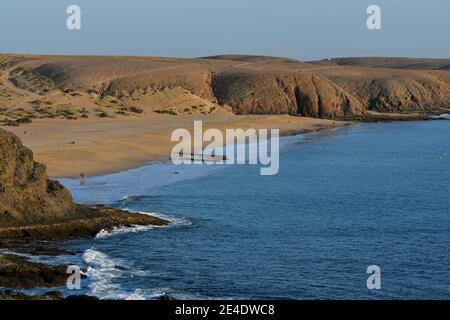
432, 113, 450, 120
82, 248, 204, 300
94, 210, 191, 239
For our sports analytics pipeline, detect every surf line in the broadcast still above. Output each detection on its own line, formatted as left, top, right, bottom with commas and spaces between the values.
170, 121, 279, 176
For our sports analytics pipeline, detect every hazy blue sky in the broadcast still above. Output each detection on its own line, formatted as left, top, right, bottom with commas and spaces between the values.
0, 0, 449, 60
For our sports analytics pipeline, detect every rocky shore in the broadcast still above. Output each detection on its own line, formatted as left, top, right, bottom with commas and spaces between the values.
0, 128, 168, 299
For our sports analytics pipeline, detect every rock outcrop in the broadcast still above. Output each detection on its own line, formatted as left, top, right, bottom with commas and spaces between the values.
0, 253, 68, 288
0, 128, 168, 238
0, 129, 169, 296
0, 128, 74, 227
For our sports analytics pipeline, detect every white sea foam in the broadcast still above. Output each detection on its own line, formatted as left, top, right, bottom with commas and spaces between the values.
0, 249, 80, 266
127, 288, 210, 300
95, 209, 191, 239
82, 248, 205, 300
82, 248, 131, 299
432, 113, 450, 120
95, 224, 157, 239
125, 209, 192, 226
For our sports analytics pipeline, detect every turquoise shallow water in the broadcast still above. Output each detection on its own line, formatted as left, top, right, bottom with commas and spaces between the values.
59, 120, 450, 300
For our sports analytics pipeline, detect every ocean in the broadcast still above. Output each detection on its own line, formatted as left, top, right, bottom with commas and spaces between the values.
56, 119, 450, 300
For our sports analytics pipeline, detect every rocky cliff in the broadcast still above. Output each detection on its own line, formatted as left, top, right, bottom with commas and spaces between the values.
0, 128, 167, 237
212, 71, 364, 118
0, 128, 74, 227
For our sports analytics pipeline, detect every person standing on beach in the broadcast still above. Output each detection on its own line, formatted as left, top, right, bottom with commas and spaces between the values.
80, 172, 86, 186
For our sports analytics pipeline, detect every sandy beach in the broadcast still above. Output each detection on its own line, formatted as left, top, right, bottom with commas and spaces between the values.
0, 0, 449, 303
1, 53, 448, 179
3, 113, 345, 178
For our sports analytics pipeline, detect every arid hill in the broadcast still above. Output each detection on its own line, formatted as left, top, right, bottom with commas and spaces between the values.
0, 54, 449, 124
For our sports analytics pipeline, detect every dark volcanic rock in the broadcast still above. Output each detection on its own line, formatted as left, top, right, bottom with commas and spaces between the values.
0, 290, 63, 300
0, 204, 168, 240
0, 253, 67, 288
0, 290, 100, 300
0, 239, 72, 256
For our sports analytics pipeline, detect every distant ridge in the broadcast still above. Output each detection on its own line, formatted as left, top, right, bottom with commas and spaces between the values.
312, 57, 450, 70
198, 54, 301, 64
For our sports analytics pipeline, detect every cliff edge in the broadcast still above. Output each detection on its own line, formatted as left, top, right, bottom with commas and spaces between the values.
0, 128, 168, 239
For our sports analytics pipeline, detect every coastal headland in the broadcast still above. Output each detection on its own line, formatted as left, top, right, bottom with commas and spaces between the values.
0, 128, 168, 298
0, 54, 449, 299
1, 54, 449, 178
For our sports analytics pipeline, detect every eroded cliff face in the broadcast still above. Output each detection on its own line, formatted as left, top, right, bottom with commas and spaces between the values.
317, 67, 450, 114
338, 76, 449, 113
212, 72, 364, 118
103, 67, 447, 118
0, 128, 75, 227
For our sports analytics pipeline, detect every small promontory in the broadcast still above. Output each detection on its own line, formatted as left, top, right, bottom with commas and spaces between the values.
0, 128, 168, 239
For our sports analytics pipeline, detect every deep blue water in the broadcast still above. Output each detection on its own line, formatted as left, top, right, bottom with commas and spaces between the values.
59, 120, 450, 300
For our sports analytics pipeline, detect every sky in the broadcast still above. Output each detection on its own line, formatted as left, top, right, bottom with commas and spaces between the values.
0, 0, 449, 61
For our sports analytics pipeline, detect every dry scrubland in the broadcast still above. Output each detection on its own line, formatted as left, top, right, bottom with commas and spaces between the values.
1, 53, 449, 123
0, 53, 449, 176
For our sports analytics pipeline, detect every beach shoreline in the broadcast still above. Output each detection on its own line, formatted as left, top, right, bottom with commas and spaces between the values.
1, 114, 350, 179
0, 120, 347, 300
1, 117, 447, 300
53, 118, 449, 300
